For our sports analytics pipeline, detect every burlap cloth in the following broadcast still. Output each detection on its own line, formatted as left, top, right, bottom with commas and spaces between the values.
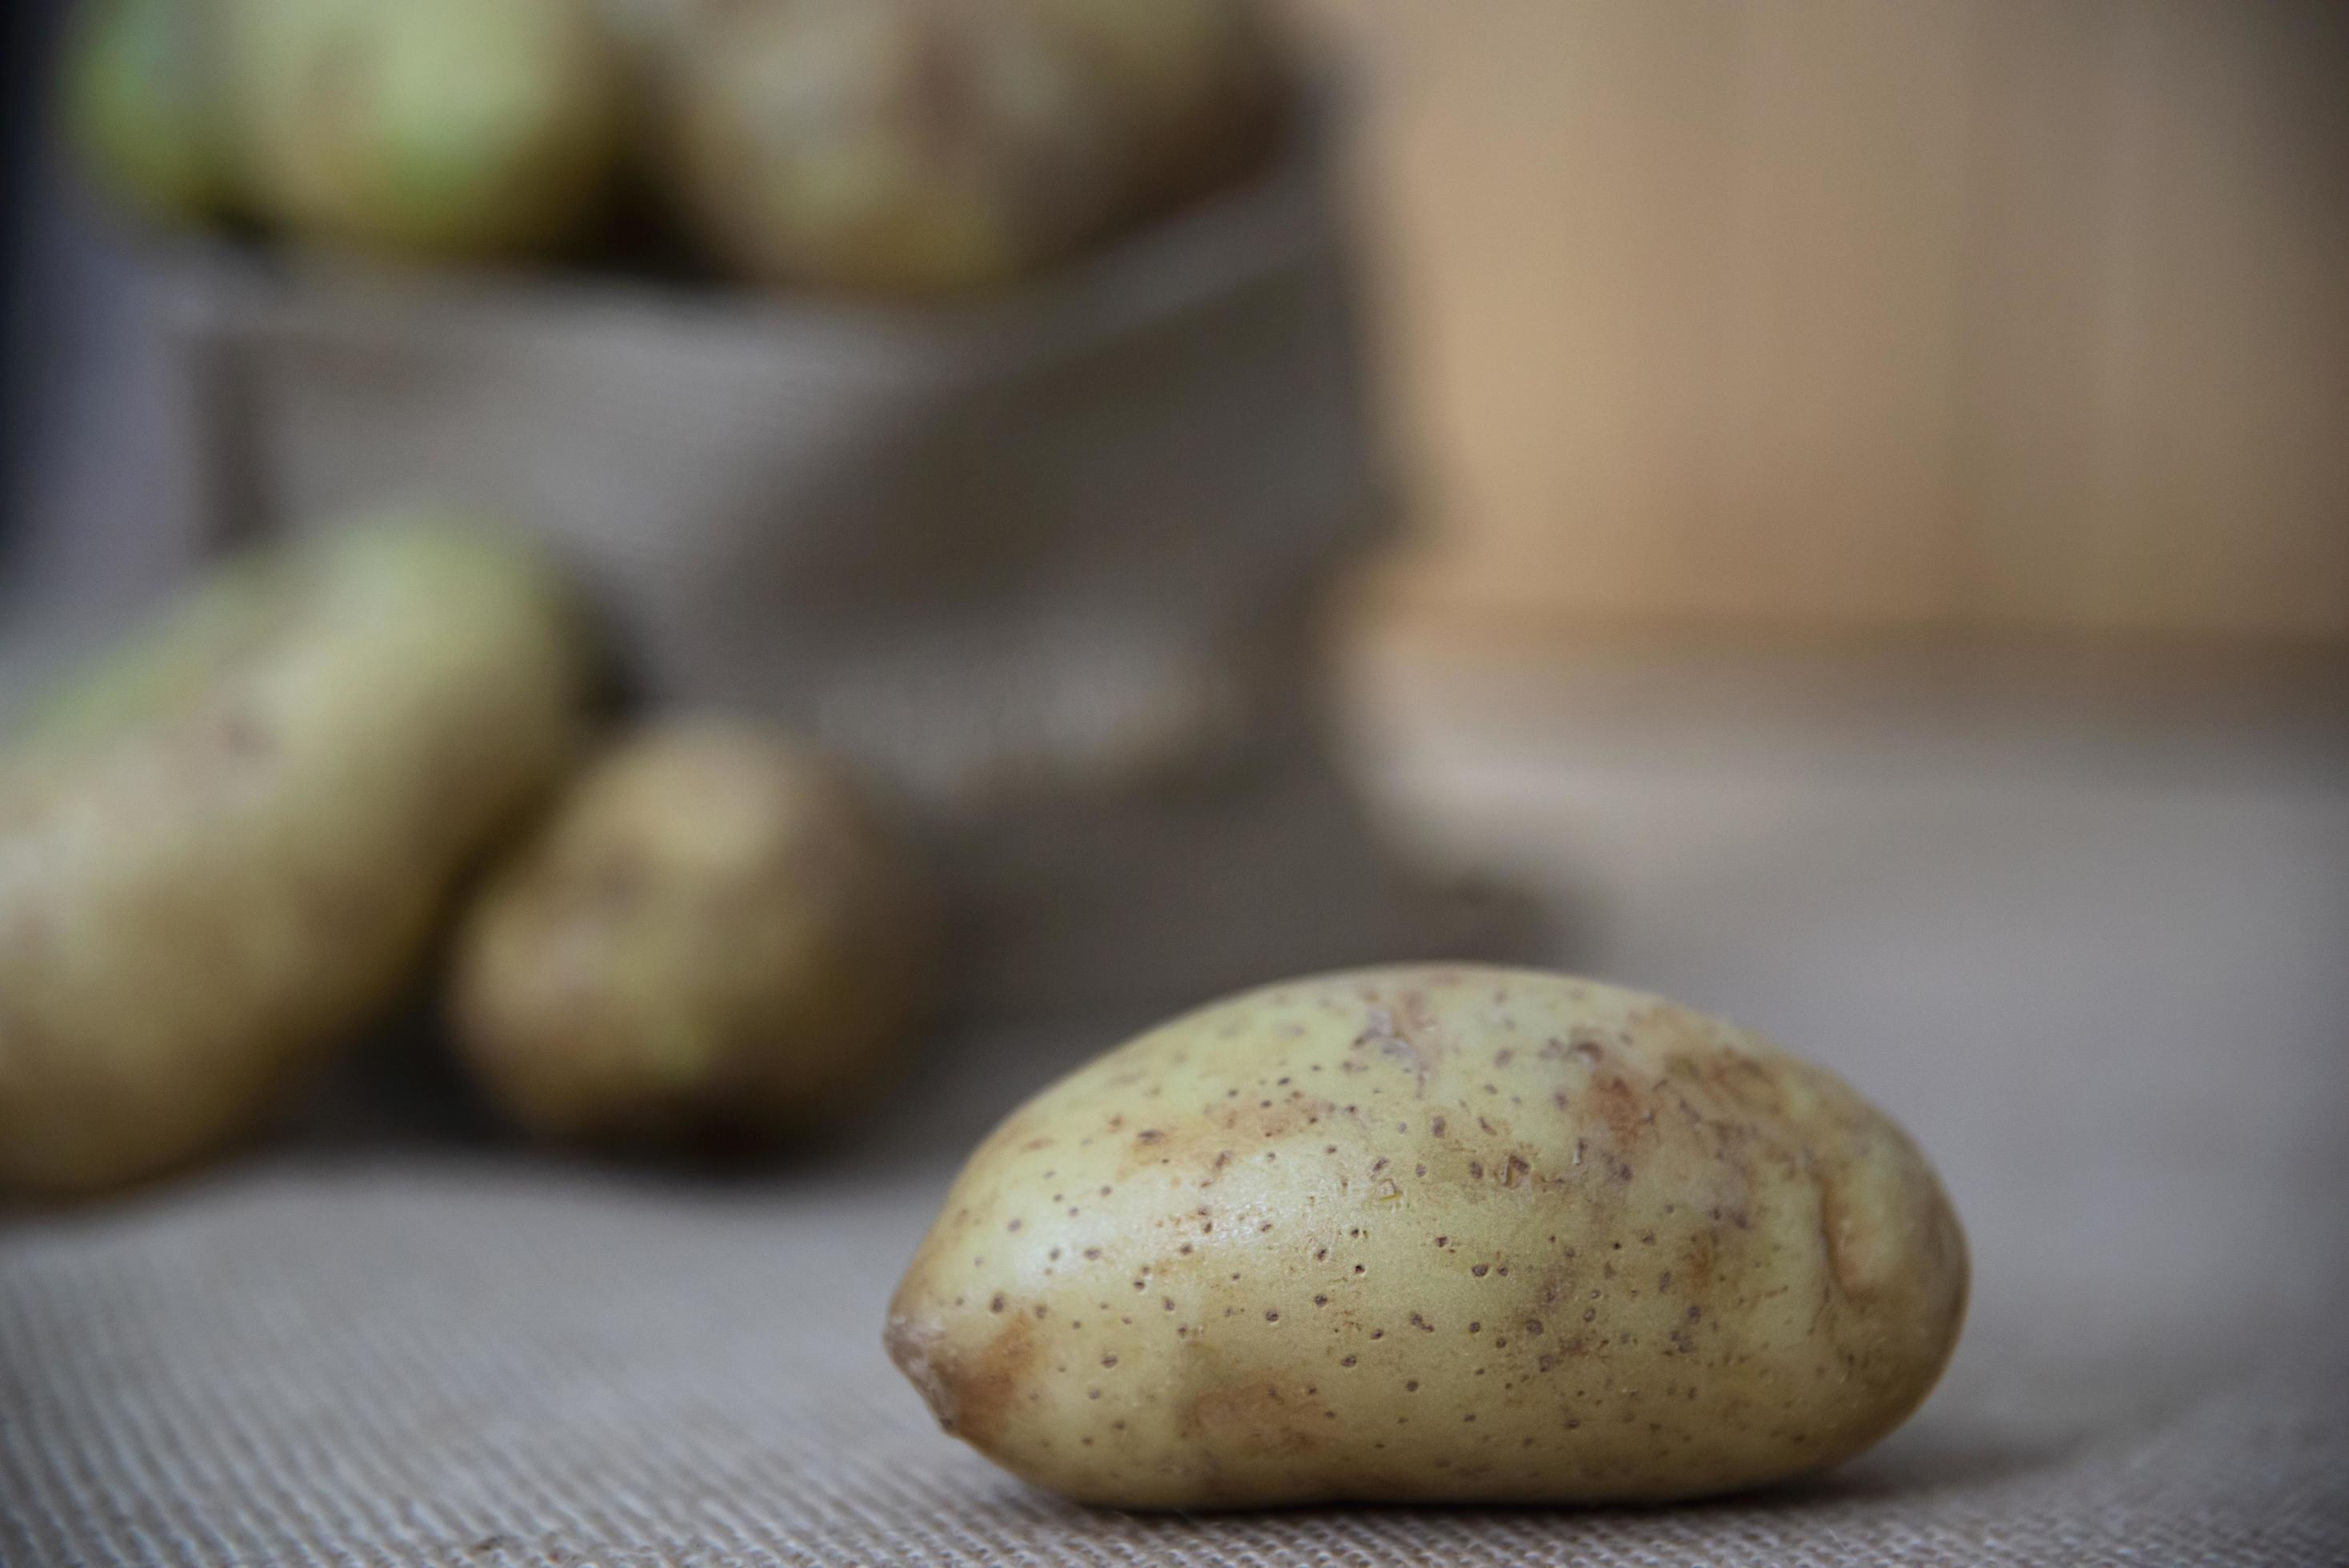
5, 666, 2346, 1566
1, 1125, 2342, 1567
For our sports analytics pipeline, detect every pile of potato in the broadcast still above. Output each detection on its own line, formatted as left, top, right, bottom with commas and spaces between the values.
0, 514, 938, 1197
63, 0, 1290, 294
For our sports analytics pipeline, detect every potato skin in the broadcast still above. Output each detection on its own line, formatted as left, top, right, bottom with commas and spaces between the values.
664, 0, 1286, 295
667, 0, 1125, 295
886, 966, 1967, 1508
0, 518, 585, 1198
450, 722, 938, 1152
220, 0, 621, 261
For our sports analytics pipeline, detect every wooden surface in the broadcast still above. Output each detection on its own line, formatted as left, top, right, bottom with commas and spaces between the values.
1296, 0, 2349, 643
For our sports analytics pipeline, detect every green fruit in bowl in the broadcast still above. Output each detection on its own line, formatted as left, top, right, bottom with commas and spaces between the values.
450, 722, 939, 1153
220, 0, 623, 262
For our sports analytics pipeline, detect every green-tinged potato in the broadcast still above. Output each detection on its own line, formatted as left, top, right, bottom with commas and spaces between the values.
887, 966, 1967, 1508
450, 722, 938, 1152
667, 0, 1129, 294
62, 0, 230, 226
0, 516, 586, 1198
219, 0, 621, 261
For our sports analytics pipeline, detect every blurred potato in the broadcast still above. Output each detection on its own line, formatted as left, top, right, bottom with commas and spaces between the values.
451, 722, 939, 1154
889, 966, 1968, 1506
0, 517, 586, 1198
664, 0, 1288, 295
218, 0, 623, 262
666, 0, 1125, 294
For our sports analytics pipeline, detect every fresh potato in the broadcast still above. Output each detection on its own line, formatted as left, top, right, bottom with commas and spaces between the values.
886, 966, 1967, 1507
665, 0, 1284, 295
0, 517, 586, 1198
219, 0, 622, 261
667, 0, 1125, 294
450, 722, 938, 1152
62, 0, 232, 227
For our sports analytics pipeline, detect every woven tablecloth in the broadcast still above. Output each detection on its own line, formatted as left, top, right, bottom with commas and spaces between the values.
3, 1127, 2343, 1567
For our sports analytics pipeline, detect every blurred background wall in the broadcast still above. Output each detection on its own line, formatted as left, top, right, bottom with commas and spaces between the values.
1300, 0, 2349, 646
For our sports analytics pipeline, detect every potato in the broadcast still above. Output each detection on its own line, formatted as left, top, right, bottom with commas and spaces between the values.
450, 722, 938, 1152
665, 0, 1284, 295
219, 0, 622, 261
0, 517, 586, 1198
886, 966, 1967, 1507
62, 0, 232, 227
666, 0, 1126, 294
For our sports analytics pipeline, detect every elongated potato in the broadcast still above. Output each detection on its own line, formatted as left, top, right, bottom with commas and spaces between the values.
887, 966, 1966, 1507
0, 517, 585, 1197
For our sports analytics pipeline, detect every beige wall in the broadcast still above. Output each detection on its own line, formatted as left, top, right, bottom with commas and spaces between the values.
1300, 0, 2349, 642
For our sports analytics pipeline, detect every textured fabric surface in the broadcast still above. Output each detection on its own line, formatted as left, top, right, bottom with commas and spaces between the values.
2, 1144, 2344, 1568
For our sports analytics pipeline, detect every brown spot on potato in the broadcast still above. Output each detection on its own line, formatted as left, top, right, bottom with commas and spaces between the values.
1588, 1074, 1648, 1146
1178, 1378, 1323, 1454
883, 1309, 1037, 1450
1679, 1229, 1718, 1297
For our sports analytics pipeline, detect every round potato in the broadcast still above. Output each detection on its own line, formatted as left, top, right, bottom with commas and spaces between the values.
450, 722, 938, 1152
663, 0, 1286, 295
219, 0, 622, 261
0, 517, 586, 1198
886, 966, 1967, 1507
